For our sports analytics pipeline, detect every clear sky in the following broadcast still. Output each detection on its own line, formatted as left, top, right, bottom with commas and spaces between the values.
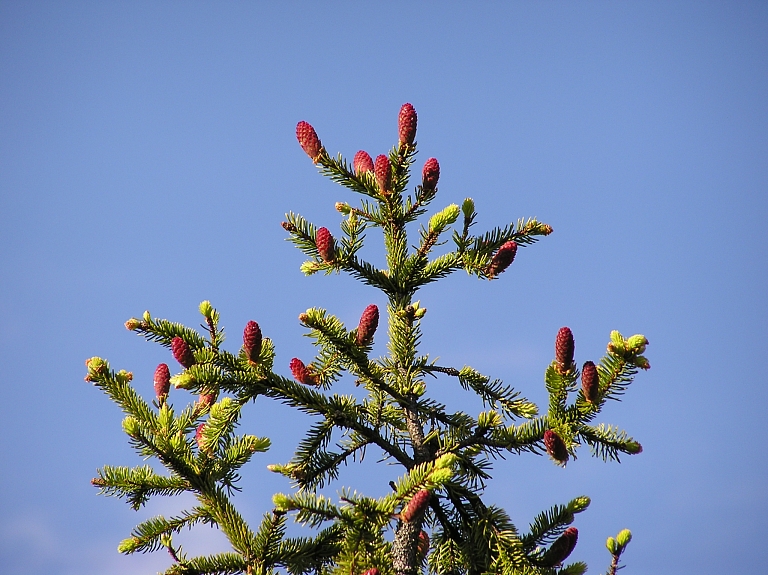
1, 2, 766, 574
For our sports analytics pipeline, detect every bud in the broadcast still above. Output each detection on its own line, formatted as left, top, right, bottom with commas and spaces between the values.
281, 221, 297, 233
555, 327, 575, 373
626, 334, 649, 354
122, 416, 140, 438
243, 321, 262, 363
335, 201, 351, 214
171, 372, 194, 389
298, 312, 309, 323
296, 121, 322, 162
417, 529, 430, 560
581, 361, 599, 403
398, 103, 417, 145
356, 304, 379, 346
401, 489, 430, 523
543, 429, 569, 464
486, 241, 518, 278
315, 227, 335, 263
125, 318, 142, 331
374, 154, 391, 195
171, 336, 195, 368
199, 300, 213, 319
353, 150, 374, 175
626, 441, 643, 454
290, 358, 316, 386
616, 528, 632, 547
422, 158, 440, 190
428, 204, 460, 233
461, 197, 475, 218
154, 363, 171, 400
542, 527, 578, 566
634, 355, 651, 370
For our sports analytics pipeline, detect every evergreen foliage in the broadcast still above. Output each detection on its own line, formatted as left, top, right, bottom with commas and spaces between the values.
88, 104, 649, 575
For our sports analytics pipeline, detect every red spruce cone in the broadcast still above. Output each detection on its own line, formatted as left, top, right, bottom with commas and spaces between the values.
243, 320, 262, 363
542, 526, 578, 566
356, 304, 379, 346
417, 530, 430, 559
154, 363, 170, 400
171, 337, 195, 368
198, 391, 216, 409
581, 361, 599, 403
422, 158, 440, 190
401, 489, 431, 523
296, 121, 322, 162
315, 227, 335, 263
398, 103, 417, 145
374, 154, 391, 195
354, 150, 374, 175
486, 241, 518, 277
555, 327, 575, 373
544, 429, 569, 464
290, 358, 316, 386
195, 423, 206, 448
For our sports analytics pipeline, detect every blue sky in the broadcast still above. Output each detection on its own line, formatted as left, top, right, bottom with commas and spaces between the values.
1, 2, 766, 574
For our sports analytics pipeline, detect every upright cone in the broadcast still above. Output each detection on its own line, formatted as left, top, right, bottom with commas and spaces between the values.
398, 103, 417, 145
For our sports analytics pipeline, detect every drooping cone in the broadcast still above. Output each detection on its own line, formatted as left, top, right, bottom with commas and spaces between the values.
154, 363, 170, 400
422, 158, 440, 191
417, 530, 430, 560
315, 227, 335, 263
542, 527, 578, 566
296, 121, 322, 162
243, 320, 262, 363
356, 304, 379, 346
374, 154, 391, 195
486, 241, 518, 277
401, 489, 430, 523
171, 337, 195, 368
555, 327, 575, 373
290, 358, 316, 386
354, 150, 374, 175
581, 361, 599, 403
544, 429, 569, 464
398, 103, 417, 145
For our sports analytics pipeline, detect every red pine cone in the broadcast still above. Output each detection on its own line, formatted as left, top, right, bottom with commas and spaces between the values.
315, 227, 335, 263
486, 241, 518, 277
555, 327, 575, 373
243, 320, 262, 363
374, 154, 391, 195
154, 363, 171, 400
353, 150, 374, 175
401, 489, 431, 523
356, 304, 379, 346
422, 158, 440, 190
290, 358, 316, 386
417, 529, 430, 559
398, 103, 417, 145
543, 429, 569, 464
543, 527, 578, 566
296, 121, 322, 162
581, 361, 599, 403
171, 337, 195, 368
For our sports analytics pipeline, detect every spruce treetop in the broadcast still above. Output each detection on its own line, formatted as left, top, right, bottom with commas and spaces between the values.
87, 103, 648, 575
